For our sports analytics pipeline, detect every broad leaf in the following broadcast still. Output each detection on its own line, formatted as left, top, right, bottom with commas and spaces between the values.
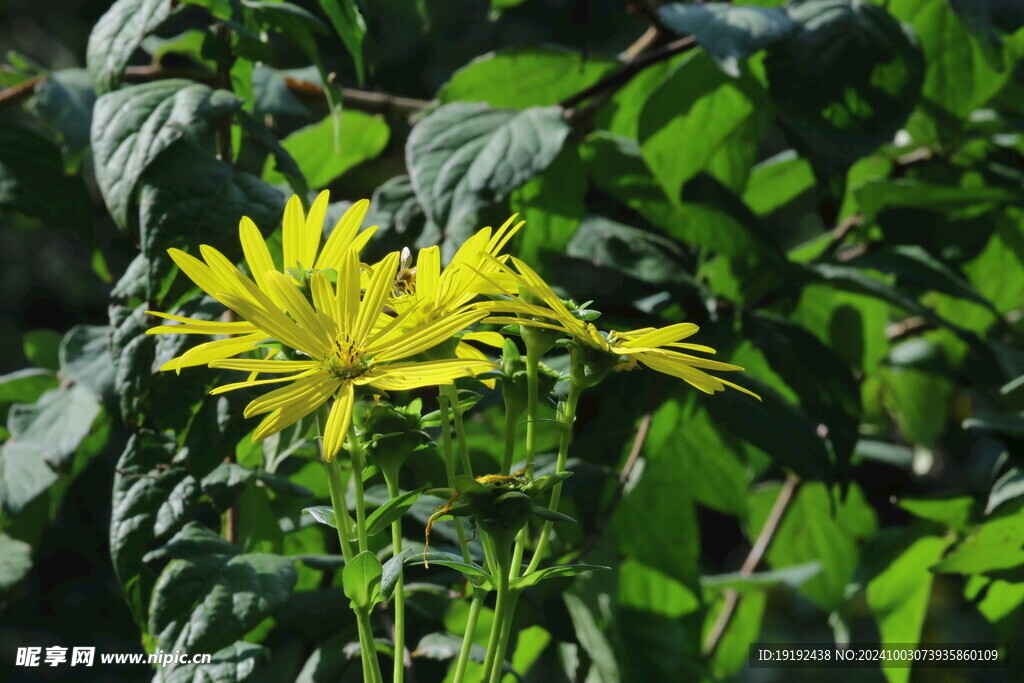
659, 3, 797, 77
6, 385, 101, 470
154, 642, 267, 682
365, 488, 423, 536
410, 552, 491, 579
342, 550, 383, 609
512, 563, 606, 589
406, 102, 570, 243
86, 0, 175, 93
0, 533, 33, 594
59, 325, 116, 399
0, 369, 58, 406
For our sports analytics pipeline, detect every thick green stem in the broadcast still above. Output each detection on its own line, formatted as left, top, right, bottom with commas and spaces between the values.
324, 458, 355, 563
452, 589, 486, 683
354, 606, 384, 683
383, 470, 407, 683
488, 590, 520, 683
509, 347, 542, 577
438, 391, 474, 563
525, 380, 581, 575
479, 533, 513, 682
349, 425, 370, 553
501, 400, 517, 476
442, 383, 474, 478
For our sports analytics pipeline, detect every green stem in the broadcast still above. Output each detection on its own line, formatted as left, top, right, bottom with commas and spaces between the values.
324, 457, 355, 563
452, 589, 486, 683
509, 347, 542, 577
442, 383, 474, 478
489, 590, 520, 683
438, 390, 474, 563
525, 380, 581, 575
479, 533, 513, 682
383, 470, 407, 683
348, 424, 370, 553
501, 400, 517, 476
354, 607, 384, 683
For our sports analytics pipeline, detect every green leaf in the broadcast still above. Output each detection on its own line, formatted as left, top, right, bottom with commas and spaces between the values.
29, 69, 96, 169
512, 564, 606, 589
91, 80, 243, 228
138, 140, 284, 295
365, 488, 423, 537
765, 0, 924, 168
564, 591, 621, 683
748, 482, 875, 611
438, 47, 616, 109
881, 341, 954, 448
380, 549, 414, 601
149, 541, 296, 653
411, 552, 492, 579
659, 3, 797, 77
639, 50, 763, 201
236, 110, 308, 197
22, 329, 62, 371
701, 562, 822, 593
110, 431, 200, 625
153, 642, 267, 683
933, 503, 1024, 575
86, 0, 175, 93
302, 505, 338, 529
264, 110, 389, 189
510, 144, 586, 266
201, 463, 257, 511
855, 180, 1024, 221
741, 150, 815, 215
707, 588, 766, 676
59, 325, 116, 399
343, 550, 383, 609
0, 533, 33, 594
0, 126, 93, 235
145, 521, 237, 562
6, 385, 101, 470
0, 369, 58, 406
867, 534, 953, 683
315, 0, 367, 83
743, 312, 861, 477
888, 0, 1009, 117
530, 506, 576, 523
899, 496, 977, 531
406, 103, 571, 243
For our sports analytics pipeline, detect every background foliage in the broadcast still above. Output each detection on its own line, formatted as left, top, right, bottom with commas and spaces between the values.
1, 0, 1023, 680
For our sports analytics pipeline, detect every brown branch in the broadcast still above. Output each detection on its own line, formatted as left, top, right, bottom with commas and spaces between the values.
886, 315, 932, 342
0, 75, 42, 111
571, 412, 653, 562
561, 35, 696, 111
703, 474, 802, 659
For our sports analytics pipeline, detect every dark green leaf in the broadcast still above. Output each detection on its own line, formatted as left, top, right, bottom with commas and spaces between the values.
29, 68, 96, 168
59, 325, 116, 399
154, 642, 267, 683
149, 548, 296, 653
145, 521, 238, 563
439, 47, 616, 109
201, 463, 257, 511
659, 3, 797, 77
406, 103, 570, 243
302, 505, 338, 529
512, 563, 606, 589
380, 550, 414, 601
510, 144, 586, 266
315, 0, 367, 83
988, 468, 1024, 514
0, 126, 92, 234
0, 533, 33, 594
91, 80, 243, 228
742, 150, 815, 215
963, 411, 1024, 437
366, 488, 423, 536
86, 0, 175, 93
411, 552, 491, 579
765, 0, 924, 167
530, 506, 575, 523
855, 180, 1024, 221
932, 504, 1024, 574
343, 550, 383, 609
899, 496, 977, 531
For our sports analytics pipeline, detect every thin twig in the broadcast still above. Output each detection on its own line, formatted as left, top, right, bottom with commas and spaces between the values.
703, 474, 802, 658
571, 412, 653, 562
0, 75, 42, 111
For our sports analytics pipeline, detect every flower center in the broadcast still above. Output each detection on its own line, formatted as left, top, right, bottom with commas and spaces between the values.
322, 334, 370, 380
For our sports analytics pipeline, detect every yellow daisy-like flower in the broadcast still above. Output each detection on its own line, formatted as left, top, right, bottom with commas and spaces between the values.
383, 215, 524, 369
147, 192, 377, 371
485, 256, 761, 399
202, 249, 495, 460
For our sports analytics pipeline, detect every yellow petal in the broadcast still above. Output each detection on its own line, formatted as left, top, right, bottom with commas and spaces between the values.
244, 371, 333, 418
282, 194, 305, 272
457, 341, 496, 389
416, 246, 441, 300
158, 333, 264, 373
219, 285, 322, 358
167, 248, 226, 302
461, 331, 505, 348
302, 190, 330, 268
239, 216, 279, 302
209, 359, 319, 372
334, 249, 360, 333
619, 323, 700, 349
210, 370, 318, 395
359, 358, 495, 391
369, 309, 486, 362
251, 377, 337, 442
354, 251, 399, 343
265, 271, 337, 348
146, 311, 258, 335
321, 381, 355, 461
315, 199, 370, 270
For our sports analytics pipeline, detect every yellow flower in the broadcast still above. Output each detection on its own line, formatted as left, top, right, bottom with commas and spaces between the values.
147, 192, 377, 371
485, 256, 760, 399
203, 249, 495, 460
383, 215, 524, 372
